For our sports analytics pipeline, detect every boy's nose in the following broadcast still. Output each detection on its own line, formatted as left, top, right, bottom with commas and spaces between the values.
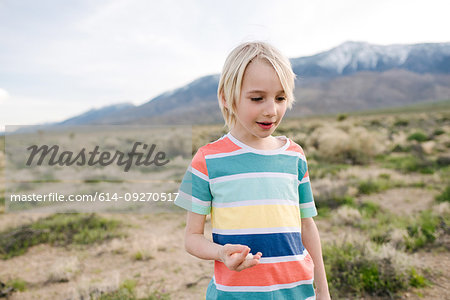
263, 100, 277, 117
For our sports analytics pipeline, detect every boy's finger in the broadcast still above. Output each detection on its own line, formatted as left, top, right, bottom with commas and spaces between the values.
237, 256, 260, 271
225, 244, 249, 254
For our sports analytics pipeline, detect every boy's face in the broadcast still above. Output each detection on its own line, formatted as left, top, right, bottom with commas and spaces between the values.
231, 58, 287, 143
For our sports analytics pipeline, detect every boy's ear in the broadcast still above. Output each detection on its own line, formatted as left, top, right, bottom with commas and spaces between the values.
219, 92, 228, 109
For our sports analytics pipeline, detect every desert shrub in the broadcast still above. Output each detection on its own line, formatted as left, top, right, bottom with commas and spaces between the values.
133, 250, 154, 261
5, 278, 27, 292
47, 256, 81, 283
97, 279, 170, 300
357, 178, 391, 195
433, 128, 445, 136
323, 241, 427, 298
407, 131, 428, 142
360, 208, 449, 251
314, 193, 354, 210
391, 144, 411, 153
337, 114, 347, 121
359, 201, 381, 218
404, 210, 446, 252
0, 213, 122, 259
315, 195, 356, 219
380, 155, 435, 174
370, 228, 392, 245
309, 126, 381, 165
378, 173, 390, 180
369, 119, 382, 127
436, 185, 450, 203
394, 119, 409, 127
332, 206, 361, 226
307, 162, 348, 180
436, 155, 450, 167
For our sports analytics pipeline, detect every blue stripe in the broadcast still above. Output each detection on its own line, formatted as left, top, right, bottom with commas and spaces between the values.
207, 153, 298, 179
297, 159, 308, 180
298, 182, 314, 204
179, 171, 212, 201
206, 278, 315, 299
212, 232, 305, 257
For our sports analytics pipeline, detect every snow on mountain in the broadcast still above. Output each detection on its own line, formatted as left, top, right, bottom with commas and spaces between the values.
291, 41, 450, 76
318, 41, 410, 73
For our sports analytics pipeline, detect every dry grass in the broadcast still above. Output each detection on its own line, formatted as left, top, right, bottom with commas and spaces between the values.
0, 109, 449, 299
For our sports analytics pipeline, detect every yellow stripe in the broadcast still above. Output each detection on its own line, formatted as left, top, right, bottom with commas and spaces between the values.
211, 204, 301, 229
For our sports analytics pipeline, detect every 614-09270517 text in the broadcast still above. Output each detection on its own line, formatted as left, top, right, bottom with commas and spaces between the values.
9, 192, 179, 202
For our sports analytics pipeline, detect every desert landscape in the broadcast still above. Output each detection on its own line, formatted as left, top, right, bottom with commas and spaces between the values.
0, 101, 449, 299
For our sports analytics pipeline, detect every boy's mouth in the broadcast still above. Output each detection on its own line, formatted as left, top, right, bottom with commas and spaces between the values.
256, 121, 274, 129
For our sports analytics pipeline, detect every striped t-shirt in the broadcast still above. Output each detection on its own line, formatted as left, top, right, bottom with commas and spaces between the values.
175, 133, 317, 300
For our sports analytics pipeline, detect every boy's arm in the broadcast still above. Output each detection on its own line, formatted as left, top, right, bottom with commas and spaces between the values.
184, 211, 262, 271
301, 217, 330, 299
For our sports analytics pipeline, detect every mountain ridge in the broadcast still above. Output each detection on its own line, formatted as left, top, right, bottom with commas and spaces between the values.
58, 41, 450, 126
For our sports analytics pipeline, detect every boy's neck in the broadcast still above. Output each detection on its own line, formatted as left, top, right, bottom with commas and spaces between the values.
229, 130, 286, 151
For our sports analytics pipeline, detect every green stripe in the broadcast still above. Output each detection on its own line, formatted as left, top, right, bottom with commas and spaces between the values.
206, 279, 315, 299
298, 160, 308, 179
207, 153, 298, 179
174, 194, 211, 215
301, 206, 318, 218
298, 182, 314, 204
179, 171, 212, 201
211, 177, 298, 203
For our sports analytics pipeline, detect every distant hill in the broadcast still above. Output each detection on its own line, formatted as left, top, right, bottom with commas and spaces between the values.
58, 41, 450, 125
57, 103, 135, 125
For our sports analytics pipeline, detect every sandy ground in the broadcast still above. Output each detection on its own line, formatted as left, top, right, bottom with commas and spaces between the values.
0, 212, 214, 300
0, 167, 448, 299
0, 206, 448, 300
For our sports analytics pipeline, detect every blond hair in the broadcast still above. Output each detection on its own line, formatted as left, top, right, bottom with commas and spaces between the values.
217, 41, 296, 129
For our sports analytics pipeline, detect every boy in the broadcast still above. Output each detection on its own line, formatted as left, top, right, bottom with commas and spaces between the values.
175, 41, 330, 299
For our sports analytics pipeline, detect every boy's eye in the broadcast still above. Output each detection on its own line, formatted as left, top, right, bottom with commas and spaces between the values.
277, 96, 286, 101
251, 97, 263, 101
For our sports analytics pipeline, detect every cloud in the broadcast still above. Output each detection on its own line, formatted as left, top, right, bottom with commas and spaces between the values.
0, 0, 448, 127
0, 88, 10, 103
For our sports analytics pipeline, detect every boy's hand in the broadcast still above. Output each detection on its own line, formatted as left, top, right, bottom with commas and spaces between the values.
218, 244, 262, 271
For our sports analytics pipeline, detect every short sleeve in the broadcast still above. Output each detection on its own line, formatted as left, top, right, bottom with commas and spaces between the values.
174, 148, 212, 215
298, 153, 318, 218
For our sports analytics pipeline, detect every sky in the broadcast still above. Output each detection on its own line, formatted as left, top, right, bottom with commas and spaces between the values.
0, 0, 449, 130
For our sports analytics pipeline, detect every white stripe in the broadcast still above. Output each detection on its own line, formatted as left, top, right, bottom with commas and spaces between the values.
210, 172, 297, 184
300, 202, 315, 209
188, 165, 209, 182
205, 148, 306, 161
212, 199, 298, 208
259, 252, 308, 264
298, 176, 310, 185
214, 277, 314, 292
305, 296, 316, 300
177, 190, 210, 207
284, 151, 306, 162
212, 227, 300, 235
205, 148, 247, 159
226, 133, 291, 155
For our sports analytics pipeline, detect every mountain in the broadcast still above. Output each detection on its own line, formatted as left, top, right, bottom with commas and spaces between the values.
291, 41, 450, 77
58, 41, 450, 125
93, 75, 220, 125
290, 69, 450, 116
57, 102, 135, 125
